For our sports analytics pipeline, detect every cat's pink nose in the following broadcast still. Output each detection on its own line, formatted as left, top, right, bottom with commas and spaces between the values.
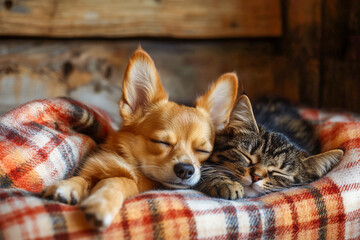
252, 173, 262, 182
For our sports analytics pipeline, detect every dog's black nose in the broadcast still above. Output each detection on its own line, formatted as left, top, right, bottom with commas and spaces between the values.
174, 163, 195, 179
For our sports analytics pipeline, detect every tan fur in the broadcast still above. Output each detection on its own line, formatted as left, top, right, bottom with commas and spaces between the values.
195, 73, 238, 131
43, 48, 238, 230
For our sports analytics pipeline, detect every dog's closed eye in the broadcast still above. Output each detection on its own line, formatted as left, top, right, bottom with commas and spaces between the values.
150, 139, 172, 147
195, 149, 211, 154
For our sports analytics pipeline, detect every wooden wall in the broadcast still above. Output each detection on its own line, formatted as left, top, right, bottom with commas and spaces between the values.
320, 0, 360, 111
0, 0, 359, 123
0, 0, 281, 38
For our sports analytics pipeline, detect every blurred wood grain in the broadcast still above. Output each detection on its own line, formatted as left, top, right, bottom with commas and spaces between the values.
0, 40, 277, 123
320, 0, 360, 112
278, 0, 322, 107
0, 0, 282, 38
0, 0, 359, 120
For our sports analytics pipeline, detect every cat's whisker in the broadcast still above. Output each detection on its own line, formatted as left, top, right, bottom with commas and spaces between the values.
262, 184, 284, 192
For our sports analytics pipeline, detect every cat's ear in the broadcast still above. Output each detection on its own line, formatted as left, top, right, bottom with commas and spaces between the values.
302, 149, 344, 178
195, 73, 238, 131
120, 47, 168, 120
228, 95, 259, 133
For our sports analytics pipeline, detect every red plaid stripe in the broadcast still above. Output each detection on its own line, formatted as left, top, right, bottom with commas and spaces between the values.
0, 97, 114, 192
0, 103, 359, 239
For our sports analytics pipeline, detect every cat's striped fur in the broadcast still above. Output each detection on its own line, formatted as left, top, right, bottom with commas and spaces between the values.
194, 95, 344, 199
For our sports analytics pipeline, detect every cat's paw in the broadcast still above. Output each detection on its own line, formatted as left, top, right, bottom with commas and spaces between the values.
209, 180, 244, 200
42, 180, 86, 205
80, 196, 117, 231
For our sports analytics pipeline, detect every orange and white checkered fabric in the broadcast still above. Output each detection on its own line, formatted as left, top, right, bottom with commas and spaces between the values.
0, 97, 114, 192
0, 100, 359, 239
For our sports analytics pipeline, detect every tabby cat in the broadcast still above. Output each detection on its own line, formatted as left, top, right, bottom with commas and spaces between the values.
194, 95, 343, 199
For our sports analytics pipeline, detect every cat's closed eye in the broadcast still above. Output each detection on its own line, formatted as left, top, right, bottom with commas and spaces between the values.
268, 170, 286, 177
270, 171, 293, 182
239, 151, 254, 166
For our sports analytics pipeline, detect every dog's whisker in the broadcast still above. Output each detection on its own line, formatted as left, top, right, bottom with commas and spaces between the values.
132, 165, 163, 170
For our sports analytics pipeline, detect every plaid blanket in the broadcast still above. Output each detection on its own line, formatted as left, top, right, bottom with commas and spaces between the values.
0, 97, 114, 192
0, 99, 359, 239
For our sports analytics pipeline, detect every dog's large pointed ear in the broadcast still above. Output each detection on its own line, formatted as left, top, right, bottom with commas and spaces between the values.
120, 48, 168, 120
228, 95, 259, 134
302, 149, 344, 178
195, 73, 238, 131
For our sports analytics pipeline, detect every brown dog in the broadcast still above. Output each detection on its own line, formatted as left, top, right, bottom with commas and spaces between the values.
43, 48, 238, 230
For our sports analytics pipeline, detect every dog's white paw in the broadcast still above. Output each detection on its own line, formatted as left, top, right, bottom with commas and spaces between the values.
80, 196, 116, 231
42, 180, 85, 205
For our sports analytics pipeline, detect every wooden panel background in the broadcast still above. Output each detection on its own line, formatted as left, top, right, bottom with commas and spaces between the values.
0, 40, 278, 123
320, 0, 360, 111
0, 0, 359, 124
0, 0, 281, 38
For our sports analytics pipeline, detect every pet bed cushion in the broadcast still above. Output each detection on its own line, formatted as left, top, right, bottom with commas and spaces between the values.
0, 98, 359, 239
